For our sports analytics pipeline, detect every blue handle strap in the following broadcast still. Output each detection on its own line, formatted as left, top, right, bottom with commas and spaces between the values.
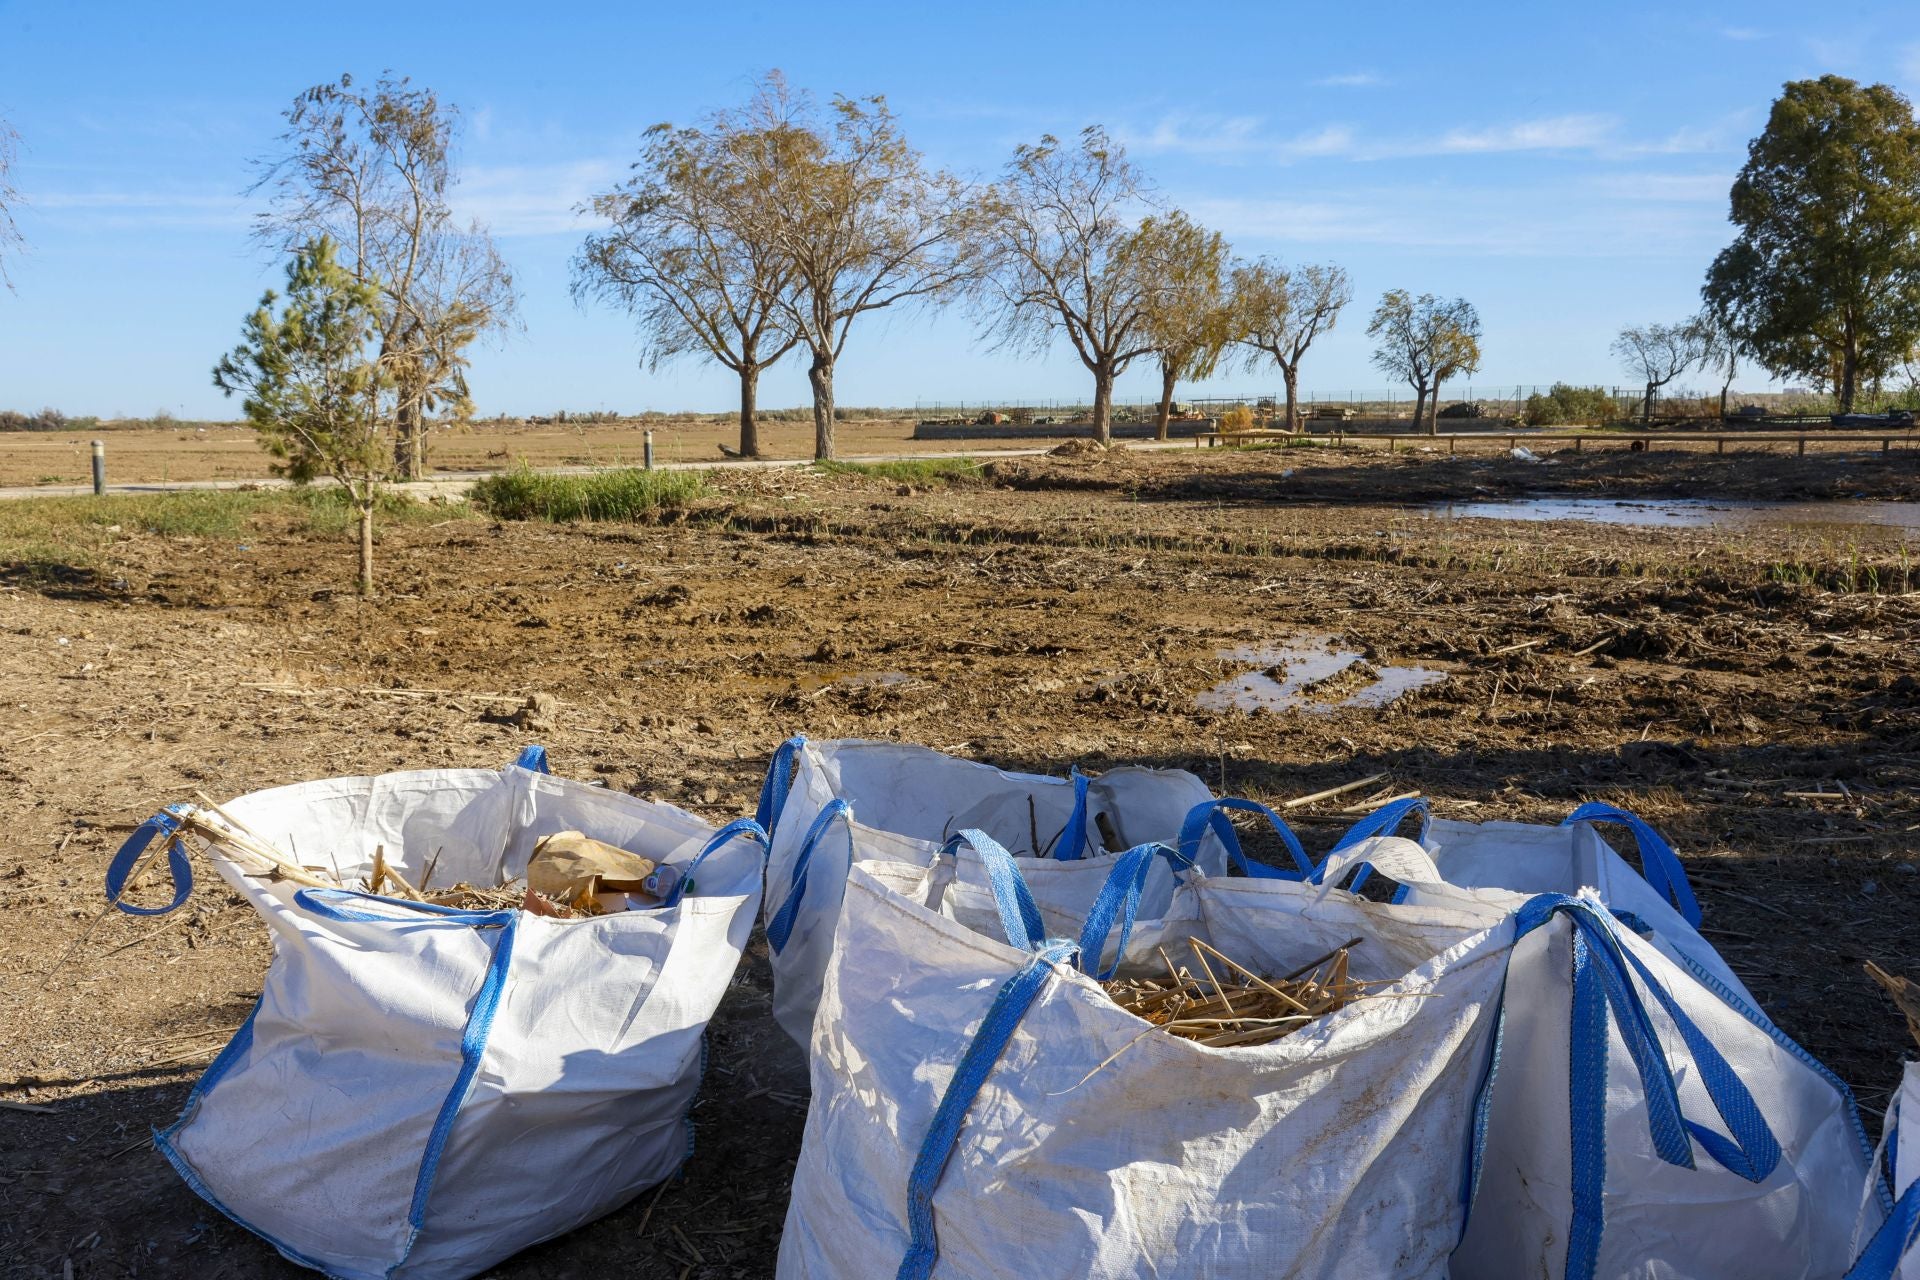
1052, 771, 1092, 860
660, 817, 769, 908
1846, 1178, 1920, 1279
944, 828, 1046, 952
105, 804, 196, 916
1076, 841, 1190, 980
896, 939, 1077, 1280
1508, 893, 1781, 1279
1175, 797, 1312, 878
1560, 802, 1702, 928
1324, 797, 1431, 894
294, 887, 518, 928
511, 745, 550, 774
755, 735, 806, 838
766, 800, 852, 954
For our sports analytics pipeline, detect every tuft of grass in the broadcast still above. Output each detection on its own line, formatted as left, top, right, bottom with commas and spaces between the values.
0, 485, 472, 573
815, 458, 981, 486
468, 466, 710, 521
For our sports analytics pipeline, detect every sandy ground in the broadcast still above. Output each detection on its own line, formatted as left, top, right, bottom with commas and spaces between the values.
0, 418, 987, 487
5, 418, 1915, 490
2, 444, 1917, 1278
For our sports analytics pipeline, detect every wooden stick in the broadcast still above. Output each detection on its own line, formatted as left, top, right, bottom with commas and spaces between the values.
1282, 773, 1388, 810
1189, 937, 1312, 1014
1571, 633, 1617, 657
1187, 939, 1234, 1014
1490, 637, 1547, 655
1281, 938, 1364, 983
1337, 790, 1420, 816
371, 845, 425, 901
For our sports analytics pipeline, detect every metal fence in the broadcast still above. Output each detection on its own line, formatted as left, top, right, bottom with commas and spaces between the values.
919, 384, 1917, 424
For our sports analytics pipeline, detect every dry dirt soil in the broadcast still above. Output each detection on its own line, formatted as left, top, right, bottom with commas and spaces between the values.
2, 443, 1918, 1278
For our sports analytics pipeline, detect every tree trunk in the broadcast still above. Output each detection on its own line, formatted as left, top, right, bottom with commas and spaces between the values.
807, 354, 835, 461
393, 378, 426, 480
1719, 378, 1732, 422
1643, 382, 1656, 423
738, 364, 762, 458
1155, 359, 1177, 442
1411, 385, 1428, 437
1839, 340, 1858, 415
1091, 364, 1114, 446
357, 500, 375, 598
1282, 366, 1300, 432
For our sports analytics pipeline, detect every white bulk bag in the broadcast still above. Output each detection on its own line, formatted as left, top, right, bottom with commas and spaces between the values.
779, 833, 1516, 1279
1331, 797, 1750, 1002
1847, 1063, 1918, 1279
754, 737, 1274, 1046
102, 750, 766, 1280
1452, 891, 1883, 1280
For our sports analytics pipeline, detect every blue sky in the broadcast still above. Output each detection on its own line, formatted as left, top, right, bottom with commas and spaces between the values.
3, 0, 1919, 418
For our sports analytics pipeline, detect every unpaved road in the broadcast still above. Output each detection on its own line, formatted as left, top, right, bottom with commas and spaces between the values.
2, 444, 1917, 1278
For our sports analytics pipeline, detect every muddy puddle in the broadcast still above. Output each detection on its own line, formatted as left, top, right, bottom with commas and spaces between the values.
1197, 639, 1445, 714
1422, 496, 1920, 537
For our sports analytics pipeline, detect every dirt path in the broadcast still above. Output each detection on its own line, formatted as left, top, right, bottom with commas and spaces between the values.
2, 446, 1916, 1277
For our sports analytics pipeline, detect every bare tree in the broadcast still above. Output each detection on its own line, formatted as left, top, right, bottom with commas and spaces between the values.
730, 73, 977, 461
253, 74, 517, 478
1613, 321, 1708, 422
1367, 290, 1483, 434
1136, 212, 1233, 441
982, 127, 1169, 445
0, 118, 23, 290
574, 120, 798, 458
1233, 260, 1352, 431
1692, 311, 1745, 421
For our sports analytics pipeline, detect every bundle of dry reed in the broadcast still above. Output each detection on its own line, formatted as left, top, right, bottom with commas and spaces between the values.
1102, 936, 1380, 1048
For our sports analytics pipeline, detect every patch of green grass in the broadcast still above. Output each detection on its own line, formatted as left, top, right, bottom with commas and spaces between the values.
815, 458, 981, 485
0, 485, 472, 573
468, 466, 711, 521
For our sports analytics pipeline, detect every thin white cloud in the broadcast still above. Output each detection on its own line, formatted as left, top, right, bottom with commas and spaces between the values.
1187, 186, 1730, 259
1313, 72, 1384, 88
1720, 26, 1765, 42
452, 159, 621, 237
1584, 172, 1732, 202
1899, 43, 1920, 86
1426, 113, 1618, 155
1119, 109, 1738, 165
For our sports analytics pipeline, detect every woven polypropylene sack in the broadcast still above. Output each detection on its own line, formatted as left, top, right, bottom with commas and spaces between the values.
105, 756, 765, 1280
779, 848, 1516, 1279
1333, 798, 1751, 1003
755, 737, 1240, 1046
1451, 892, 1882, 1280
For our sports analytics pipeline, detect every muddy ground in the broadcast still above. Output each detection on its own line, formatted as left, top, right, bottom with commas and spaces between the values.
2, 444, 1918, 1278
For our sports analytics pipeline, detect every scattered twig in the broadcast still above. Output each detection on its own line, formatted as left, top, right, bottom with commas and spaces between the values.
1282, 773, 1388, 810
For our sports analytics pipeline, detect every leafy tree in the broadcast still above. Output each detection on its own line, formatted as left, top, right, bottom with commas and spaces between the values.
1367, 291, 1483, 434
1612, 321, 1708, 421
730, 73, 977, 460
213, 238, 394, 596
1692, 310, 1747, 420
1704, 76, 1920, 413
983, 126, 1165, 445
574, 117, 798, 457
1135, 212, 1234, 441
0, 117, 22, 291
253, 73, 516, 478
1232, 260, 1352, 431
1524, 383, 1618, 426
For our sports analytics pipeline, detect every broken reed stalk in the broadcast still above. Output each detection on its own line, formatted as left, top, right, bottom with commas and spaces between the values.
1865, 962, 1920, 1051
1104, 936, 1380, 1049
1282, 773, 1388, 810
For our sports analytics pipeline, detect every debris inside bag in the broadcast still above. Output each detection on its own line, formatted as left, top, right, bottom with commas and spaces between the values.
527, 830, 665, 915
1102, 936, 1387, 1048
